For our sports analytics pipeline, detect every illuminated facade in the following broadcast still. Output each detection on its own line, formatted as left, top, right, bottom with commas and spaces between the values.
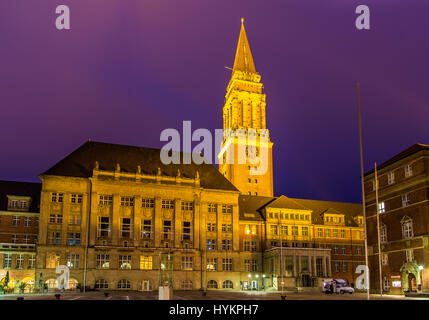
218, 19, 274, 197
0, 181, 40, 293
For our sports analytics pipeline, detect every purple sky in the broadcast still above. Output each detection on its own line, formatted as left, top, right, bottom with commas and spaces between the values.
1, 0, 429, 203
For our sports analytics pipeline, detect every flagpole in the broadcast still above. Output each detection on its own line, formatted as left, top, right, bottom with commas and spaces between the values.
374, 163, 383, 296
356, 82, 370, 300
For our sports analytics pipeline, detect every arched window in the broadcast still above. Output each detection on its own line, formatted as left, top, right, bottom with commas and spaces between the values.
117, 279, 131, 289
401, 216, 413, 239
207, 280, 218, 289
95, 279, 109, 289
182, 280, 193, 290
222, 280, 233, 289
68, 279, 79, 290
45, 279, 58, 289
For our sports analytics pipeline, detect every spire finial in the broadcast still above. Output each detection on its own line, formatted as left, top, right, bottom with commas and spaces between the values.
241, 17, 244, 25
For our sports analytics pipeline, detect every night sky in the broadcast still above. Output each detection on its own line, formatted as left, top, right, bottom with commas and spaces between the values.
1, 0, 428, 203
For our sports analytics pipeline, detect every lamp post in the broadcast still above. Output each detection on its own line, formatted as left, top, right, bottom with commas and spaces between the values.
262, 274, 266, 291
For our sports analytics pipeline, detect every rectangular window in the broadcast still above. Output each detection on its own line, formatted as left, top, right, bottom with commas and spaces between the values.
207, 258, 217, 271
342, 245, 346, 254
378, 202, 386, 214
302, 226, 309, 237
342, 262, 348, 273
405, 164, 413, 178
140, 256, 152, 270
99, 195, 113, 205
23, 235, 30, 244
222, 224, 232, 232
12, 216, 20, 226
356, 246, 362, 255
208, 203, 217, 213
285, 256, 294, 277
405, 249, 414, 262
222, 239, 232, 251
162, 220, 172, 240
3, 254, 12, 269
270, 225, 278, 235
68, 233, 81, 245
119, 255, 132, 269
335, 262, 340, 273
11, 234, 18, 243
181, 256, 193, 270
48, 232, 61, 245
51, 192, 63, 202
120, 196, 134, 207
69, 215, 82, 225
182, 221, 192, 240
341, 229, 346, 238
142, 198, 154, 208
318, 228, 323, 238
161, 200, 174, 209
402, 194, 410, 207
98, 216, 111, 237
333, 245, 338, 254
382, 253, 388, 266
292, 226, 299, 236
67, 254, 80, 269
251, 241, 258, 252
244, 241, 250, 251
120, 218, 132, 238
252, 259, 258, 272
281, 225, 288, 236
71, 194, 83, 204
325, 229, 331, 238
28, 255, 35, 269
141, 219, 152, 239
333, 229, 338, 238
301, 256, 309, 272
316, 258, 323, 277
181, 201, 193, 211
16, 254, 24, 269
387, 172, 395, 185
402, 220, 413, 239
222, 204, 232, 214
23, 217, 32, 227
222, 258, 232, 271
207, 239, 216, 250
207, 223, 216, 232
46, 253, 60, 269
96, 254, 110, 269
380, 225, 387, 243
244, 259, 251, 272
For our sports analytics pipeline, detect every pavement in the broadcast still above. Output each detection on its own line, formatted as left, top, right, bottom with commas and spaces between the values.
0, 290, 425, 300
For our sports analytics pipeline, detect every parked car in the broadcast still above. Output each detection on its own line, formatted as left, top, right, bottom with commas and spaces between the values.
322, 279, 354, 294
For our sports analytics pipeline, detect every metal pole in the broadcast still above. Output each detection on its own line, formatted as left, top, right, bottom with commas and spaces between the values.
356, 82, 371, 300
374, 163, 383, 296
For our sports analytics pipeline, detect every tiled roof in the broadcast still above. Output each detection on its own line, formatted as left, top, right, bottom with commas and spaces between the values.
238, 194, 274, 221
42, 141, 239, 192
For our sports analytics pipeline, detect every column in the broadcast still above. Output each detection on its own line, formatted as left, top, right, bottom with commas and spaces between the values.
174, 198, 181, 248
112, 193, 120, 245
154, 197, 162, 247
134, 195, 142, 245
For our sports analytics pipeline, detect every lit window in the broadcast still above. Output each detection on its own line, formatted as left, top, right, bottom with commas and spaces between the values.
96, 254, 110, 269
378, 202, 385, 214
12, 216, 20, 226
206, 258, 217, 271
67, 254, 80, 269
382, 253, 388, 266
181, 256, 193, 270
207, 239, 216, 250
119, 255, 132, 269
46, 253, 60, 269
140, 256, 152, 270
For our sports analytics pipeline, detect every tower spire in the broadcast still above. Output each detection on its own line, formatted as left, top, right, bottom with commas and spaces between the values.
232, 18, 256, 74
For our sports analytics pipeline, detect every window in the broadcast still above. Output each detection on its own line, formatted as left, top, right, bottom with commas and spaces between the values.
12, 216, 20, 226
252, 259, 258, 272
182, 221, 192, 240
251, 241, 257, 252
222, 224, 232, 233
270, 225, 278, 235
3, 254, 12, 269
271, 241, 278, 247
405, 249, 414, 262
95, 279, 109, 289
16, 254, 24, 269
222, 204, 232, 213
99, 195, 113, 205
382, 253, 388, 266
98, 217, 111, 237
316, 258, 323, 277
342, 245, 346, 254
207, 258, 217, 271
244, 259, 251, 272
120, 196, 134, 207
333, 245, 338, 254
222, 239, 232, 251
222, 258, 232, 271
48, 232, 61, 245
141, 219, 152, 239
67, 254, 80, 269
23, 235, 30, 244
46, 253, 60, 269
181, 256, 193, 270
68, 233, 81, 245
207, 239, 216, 250
96, 254, 110, 269
405, 164, 413, 178
11, 234, 18, 243
356, 246, 362, 255
223, 280, 233, 289
334, 262, 340, 273
302, 227, 309, 237
383, 278, 390, 292
244, 241, 250, 251
120, 218, 132, 238
35, 217, 39, 227
182, 280, 193, 290
51, 192, 63, 203
208, 203, 217, 213
117, 279, 131, 289
325, 229, 331, 238
207, 223, 216, 232
140, 256, 152, 270
142, 198, 154, 208
292, 226, 298, 236
207, 280, 218, 289
333, 229, 338, 238
341, 229, 346, 238
181, 201, 193, 211
69, 215, 81, 225
23, 217, 32, 227
380, 224, 387, 243
119, 255, 131, 269
71, 194, 83, 204
162, 220, 172, 240
28, 255, 35, 269
402, 219, 413, 239
162, 199, 174, 209
387, 172, 395, 185
10, 200, 18, 209
281, 225, 288, 236
402, 194, 410, 207
342, 262, 348, 273
378, 201, 385, 214
318, 228, 323, 238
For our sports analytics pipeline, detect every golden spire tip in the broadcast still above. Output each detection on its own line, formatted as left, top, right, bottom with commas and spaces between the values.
241, 17, 244, 24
